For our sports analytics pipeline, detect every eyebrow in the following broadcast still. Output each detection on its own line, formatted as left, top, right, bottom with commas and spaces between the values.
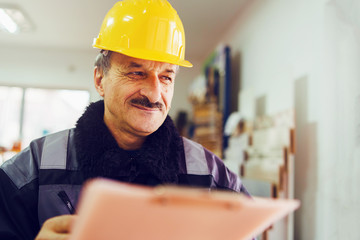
129, 62, 143, 68
165, 69, 176, 74
128, 61, 177, 74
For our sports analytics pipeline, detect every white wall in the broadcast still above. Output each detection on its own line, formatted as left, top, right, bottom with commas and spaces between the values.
318, 1, 360, 239
212, 0, 360, 239
0, 46, 98, 100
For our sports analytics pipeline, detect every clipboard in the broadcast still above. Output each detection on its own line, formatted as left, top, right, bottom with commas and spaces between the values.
70, 179, 300, 240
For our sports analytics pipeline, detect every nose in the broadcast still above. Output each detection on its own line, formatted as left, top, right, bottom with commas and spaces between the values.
139, 74, 161, 103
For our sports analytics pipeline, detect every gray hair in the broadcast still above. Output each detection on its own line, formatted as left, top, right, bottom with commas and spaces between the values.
94, 50, 113, 75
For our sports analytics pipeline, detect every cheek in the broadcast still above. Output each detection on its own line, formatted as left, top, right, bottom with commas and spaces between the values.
110, 81, 139, 103
123, 89, 138, 102
162, 85, 174, 106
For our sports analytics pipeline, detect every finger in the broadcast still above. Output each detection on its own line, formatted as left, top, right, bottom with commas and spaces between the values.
45, 215, 76, 233
35, 230, 70, 240
54, 233, 71, 240
53, 215, 76, 233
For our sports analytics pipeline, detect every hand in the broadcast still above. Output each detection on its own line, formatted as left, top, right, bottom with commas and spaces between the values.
35, 215, 76, 240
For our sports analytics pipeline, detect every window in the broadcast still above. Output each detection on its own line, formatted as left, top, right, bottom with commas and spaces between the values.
0, 86, 23, 149
0, 86, 89, 161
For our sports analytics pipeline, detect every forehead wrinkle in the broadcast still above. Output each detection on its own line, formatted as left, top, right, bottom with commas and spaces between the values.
115, 53, 178, 74
129, 60, 177, 74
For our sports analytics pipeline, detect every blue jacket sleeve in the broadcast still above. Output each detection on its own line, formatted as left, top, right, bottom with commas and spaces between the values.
0, 167, 40, 239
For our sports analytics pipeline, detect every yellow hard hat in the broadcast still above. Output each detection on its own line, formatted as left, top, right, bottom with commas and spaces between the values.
93, 0, 192, 68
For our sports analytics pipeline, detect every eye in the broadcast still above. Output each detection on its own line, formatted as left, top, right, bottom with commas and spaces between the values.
160, 75, 173, 83
127, 71, 146, 79
132, 71, 145, 76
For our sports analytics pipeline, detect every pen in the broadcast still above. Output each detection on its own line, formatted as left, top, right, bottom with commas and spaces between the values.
58, 190, 76, 214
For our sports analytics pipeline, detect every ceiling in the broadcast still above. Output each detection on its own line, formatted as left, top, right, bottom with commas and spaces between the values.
0, 0, 248, 62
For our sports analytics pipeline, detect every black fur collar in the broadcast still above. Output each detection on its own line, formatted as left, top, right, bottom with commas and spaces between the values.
74, 100, 183, 184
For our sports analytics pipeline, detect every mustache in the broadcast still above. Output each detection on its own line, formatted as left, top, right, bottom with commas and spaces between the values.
130, 97, 163, 110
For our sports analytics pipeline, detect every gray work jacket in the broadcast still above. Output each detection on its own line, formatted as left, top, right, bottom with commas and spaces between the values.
0, 129, 248, 240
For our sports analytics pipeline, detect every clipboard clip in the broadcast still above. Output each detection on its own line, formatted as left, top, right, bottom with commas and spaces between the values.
152, 186, 243, 211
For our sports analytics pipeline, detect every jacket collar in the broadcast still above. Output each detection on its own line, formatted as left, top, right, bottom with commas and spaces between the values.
74, 100, 183, 183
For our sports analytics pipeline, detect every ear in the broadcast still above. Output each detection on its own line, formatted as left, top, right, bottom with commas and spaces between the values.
94, 66, 105, 97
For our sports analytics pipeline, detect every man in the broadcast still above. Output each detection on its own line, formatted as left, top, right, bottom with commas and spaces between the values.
0, 1, 249, 239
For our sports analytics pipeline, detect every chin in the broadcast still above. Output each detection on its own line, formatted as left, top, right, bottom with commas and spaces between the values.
134, 126, 159, 136
130, 120, 162, 135
137, 114, 166, 128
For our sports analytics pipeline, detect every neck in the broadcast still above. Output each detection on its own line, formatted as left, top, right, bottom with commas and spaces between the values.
103, 117, 147, 151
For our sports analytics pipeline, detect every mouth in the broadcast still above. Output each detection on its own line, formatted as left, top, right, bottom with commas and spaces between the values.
130, 103, 161, 112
